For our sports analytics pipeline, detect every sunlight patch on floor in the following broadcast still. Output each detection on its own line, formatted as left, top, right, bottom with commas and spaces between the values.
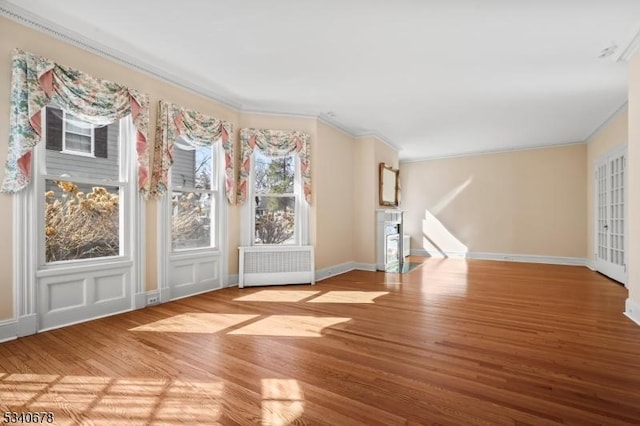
234, 290, 321, 302
130, 313, 259, 333
261, 379, 304, 426
307, 291, 389, 304
228, 316, 351, 337
0, 374, 224, 425
233, 290, 390, 304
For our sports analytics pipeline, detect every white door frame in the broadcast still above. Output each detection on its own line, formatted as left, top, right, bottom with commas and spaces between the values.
593, 144, 627, 286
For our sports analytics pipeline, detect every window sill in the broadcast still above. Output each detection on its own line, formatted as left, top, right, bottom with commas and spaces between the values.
169, 249, 221, 261
36, 257, 133, 278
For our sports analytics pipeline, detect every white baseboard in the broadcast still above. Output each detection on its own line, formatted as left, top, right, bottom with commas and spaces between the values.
353, 263, 377, 272
470, 252, 587, 266
0, 320, 17, 343
17, 314, 37, 337
625, 298, 640, 326
134, 292, 147, 309
315, 262, 357, 282
585, 258, 597, 271
410, 249, 587, 267
226, 274, 239, 287
159, 288, 171, 303
314, 262, 378, 282
411, 249, 465, 258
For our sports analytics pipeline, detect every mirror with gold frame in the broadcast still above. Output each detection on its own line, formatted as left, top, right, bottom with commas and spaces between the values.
379, 163, 399, 207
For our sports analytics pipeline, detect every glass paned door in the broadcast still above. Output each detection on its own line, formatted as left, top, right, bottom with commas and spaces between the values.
594, 147, 627, 285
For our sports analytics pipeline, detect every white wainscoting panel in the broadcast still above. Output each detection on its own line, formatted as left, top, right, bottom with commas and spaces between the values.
95, 274, 126, 304
625, 298, 640, 326
168, 253, 222, 300
0, 320, 17, 343
38, 266, 132, 332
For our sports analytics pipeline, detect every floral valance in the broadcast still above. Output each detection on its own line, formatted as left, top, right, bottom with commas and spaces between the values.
154, 100, 235, 203
0, 49, 150, 196
238, 128, 311, 204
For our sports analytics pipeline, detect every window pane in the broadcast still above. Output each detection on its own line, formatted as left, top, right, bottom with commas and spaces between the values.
171, 140, 214, 190
172, 191, 214, 250
65, 113, 93, 136
254, 151, 294, 194
195, 145, 214, 190
254, 196, 295, 244
171, 142, 195, 188
65, 132, 92, 154
45, 180, 120, 262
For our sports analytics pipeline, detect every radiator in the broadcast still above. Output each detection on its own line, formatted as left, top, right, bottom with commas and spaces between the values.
238, 246, 315, 288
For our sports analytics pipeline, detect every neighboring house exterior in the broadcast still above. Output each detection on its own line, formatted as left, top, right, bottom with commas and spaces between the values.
45, 106, 120, 194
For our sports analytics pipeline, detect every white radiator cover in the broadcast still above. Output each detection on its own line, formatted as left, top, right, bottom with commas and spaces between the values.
238, 246, 315, 288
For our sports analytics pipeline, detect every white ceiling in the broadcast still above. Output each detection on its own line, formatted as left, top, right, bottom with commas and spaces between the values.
3, 0, 640, 160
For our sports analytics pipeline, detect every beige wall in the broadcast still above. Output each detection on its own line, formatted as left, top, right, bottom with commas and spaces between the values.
400, 144, 587, 258
628, 53, 640, 305
352, 137, 399, 264
315, 122, 355, 269
585, 107, 628, 263
352, 139, 376, 264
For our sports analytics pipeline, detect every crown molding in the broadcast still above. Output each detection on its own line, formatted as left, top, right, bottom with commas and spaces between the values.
616, 26, 640, 63
240, 109, 363, 141
400, 140, 585, 164
0, 1, 245, 112
583, 101, 628, 142
239, 107, 318, 121
355, 132, 402, 153
317, 114, 360, 138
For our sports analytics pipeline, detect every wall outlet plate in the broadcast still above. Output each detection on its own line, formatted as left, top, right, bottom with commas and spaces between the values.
147, 296, 159, 305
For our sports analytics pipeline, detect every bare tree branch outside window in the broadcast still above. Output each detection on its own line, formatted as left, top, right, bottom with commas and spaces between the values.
254, 152, 296, 244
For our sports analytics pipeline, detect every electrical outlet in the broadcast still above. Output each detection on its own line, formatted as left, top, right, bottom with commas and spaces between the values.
147, 296, 159, 305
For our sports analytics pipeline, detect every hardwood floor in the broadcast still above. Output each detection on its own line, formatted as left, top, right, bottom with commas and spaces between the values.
2, 258, 640, 425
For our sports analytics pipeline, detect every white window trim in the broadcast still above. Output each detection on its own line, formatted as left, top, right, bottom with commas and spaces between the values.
38, 114, 129, 268
13, 112, 144, 337
240, 149, 309, 247
60, 110, 96, 157
157, 139, 229, 296
169, 141, 219, 253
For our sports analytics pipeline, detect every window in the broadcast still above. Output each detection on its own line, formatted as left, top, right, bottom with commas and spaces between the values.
45, 107, 109, 157
170, 138, 217, 251
245, 148, 309, 247
42, 106, 124, 263
239, 129, 310, 248
63, 111, 94, 155
253, 150, 297, 245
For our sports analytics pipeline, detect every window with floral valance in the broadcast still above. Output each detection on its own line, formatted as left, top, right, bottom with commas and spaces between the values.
238, 128, 311, 205
154, 100, 234, 204
0, 49, 151, 196
239, 128, 311, 246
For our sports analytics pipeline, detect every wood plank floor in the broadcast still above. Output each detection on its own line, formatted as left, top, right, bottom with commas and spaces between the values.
2, 258, 640, 425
